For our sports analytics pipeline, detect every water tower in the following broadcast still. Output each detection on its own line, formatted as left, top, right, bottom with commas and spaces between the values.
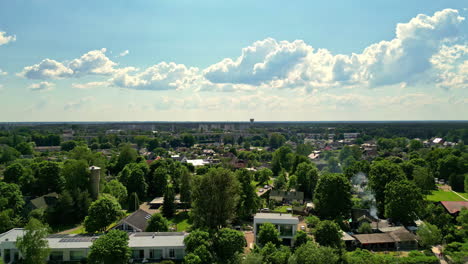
89, 166, 101, 199
250, 118, 254, 126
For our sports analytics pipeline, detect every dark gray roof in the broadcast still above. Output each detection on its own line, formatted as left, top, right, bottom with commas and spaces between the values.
119, 209, 152, 231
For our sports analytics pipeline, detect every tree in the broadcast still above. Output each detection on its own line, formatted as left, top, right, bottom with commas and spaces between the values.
88, 229, 131, 264
289, 242, 339, 264
184, 230, 211, 252
119, 163, 148, 199
261, 243, 291, 264
269, 133, 286, 149
146, 213, 169, 232
114, 144, 137, 173
37, 161, 65, 194
214, 228, 246, 262
103, 179, 128, 205
384, 180, 423, 225
257, 222, 281, 246
242, 253, 263, 264
368, 160, 406, 215
184, 253, 202, 264
182, 133, 196, 147
271, 146, 294, 175
257, 168, 273, 186
327, 157, 341, 173
412, 166, 435, 194
127, 192, 140, 212
179, 166, 192, 205
84, 195, 122, 233
274, 171, 287, 190
313, 220, 343, 248
15, 142, 34, 155
449, 173, 465, 192
60, 140, 78, 151
191, 168, 240, 229
62, 159, 90, 191
417, 222, 442, 248
162, 185, 176, 218
293, 230, 309, 248
0, 209, 20, 233
4, 163, 27, 184
295, 162, 319, 199
0, 182, 24, 213
409, 139, 423, 152
357, 222, 372, 234
236, 169, 259, 219
0, 146, 20, 163
147, 138, 160, 152
152, 167, 168, 197
16, 218, 50, 264
314, 173, 352, 219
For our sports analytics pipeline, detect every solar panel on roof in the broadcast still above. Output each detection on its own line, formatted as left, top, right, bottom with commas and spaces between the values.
59, 237, 97, 242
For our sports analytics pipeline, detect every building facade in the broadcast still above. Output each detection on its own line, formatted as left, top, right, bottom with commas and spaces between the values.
253, 213, 299, 246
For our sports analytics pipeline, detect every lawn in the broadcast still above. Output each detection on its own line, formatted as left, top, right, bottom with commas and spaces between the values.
274, 205, 290, 213
426, 190, 467, 202
167, 211, 191, 232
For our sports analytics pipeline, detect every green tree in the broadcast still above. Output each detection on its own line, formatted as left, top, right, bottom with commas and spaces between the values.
162, 185, 176, 218
147, 138, 160, 152
180, 166, 192, 205
242, 253, 263, 264
368, 160, 406, 215
257, 168, 273, 186
37, 161, 65, 194
271, 146, 294, 175
327, 157, 341, 173
4, 163, 27, 184
0, 209, 20, 233
417, 222, 442, 248
313, 220, 343, 248
289, 242, 340, 264
103, 179, 128, 205
269, 133, 286, 149
214, 228, 246, 262
62, 159, 90, 191
412, 166, 435, 194
314, 173, 352, 219
119, 163, 148, 199
182, 133, 196, 147
15, 142, 34, 155
449, 173, 465, 192
274, 170, 287, 190
127, 192, 140, 212
357, 222, 372, 234
184, 230, 211, 252
293, 230, 310, 248
184, 253, 202, 264
16, 218, 50, 264
191, 168, 240, 229
0, 182, 24, 213
152, 166, 168, 197
236, 169, 259, 219
60, 140, 78, 151
261, 243, 291, 264
146, 213, 169, 232
88, 229, 131, 264
295, 162, 319, 199
114, 144, 137, 173
384, 180, 423, 225
409, 139, 423, 152
257, 222, 281, 246
84, 195, 122, 233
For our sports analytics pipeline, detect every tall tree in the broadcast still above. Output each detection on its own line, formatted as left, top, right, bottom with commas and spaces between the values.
412, 166, 435, 194
16, 218, 50, 264
417, 222, 442, 248
289, 242, 339, 264
191, 168, 240, 229
37, 161, 65, 194
314, 173, 352, 219
152, 167, 168, 197
162, 185, 176, 218
62, 159, 90, 192
295, 162, 319, 199
368, 159, 406, 215
179, 166, 192, 205
88, 230, 131, 264
114, 144, 138, 173
236, 169, 258, 219
0, 182, 24, 214
84, 195, 122, 233
269, 133, 286, 149
103, 179, 128, 205
384, 180, 423, 225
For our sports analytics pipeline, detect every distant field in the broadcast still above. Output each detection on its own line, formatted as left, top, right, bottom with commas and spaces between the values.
426, 190, 467, 202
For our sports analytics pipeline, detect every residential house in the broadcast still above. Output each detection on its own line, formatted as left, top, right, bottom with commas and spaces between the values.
0, 229, 186, 263
269, 190, 305, 204
253, 213, 299, 246
26, 192, 59, 212
113, 209, 152, 232
440, 201, 468, 217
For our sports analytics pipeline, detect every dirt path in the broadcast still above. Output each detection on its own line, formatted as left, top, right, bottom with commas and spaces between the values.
452, 191, 468, 201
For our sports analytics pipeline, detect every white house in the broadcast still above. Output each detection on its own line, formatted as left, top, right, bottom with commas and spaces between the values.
253, 213, 299, 246
0, 229, 186, 263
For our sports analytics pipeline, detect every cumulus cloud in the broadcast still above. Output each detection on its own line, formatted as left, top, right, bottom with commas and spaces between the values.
64, 96, 95, 110
0, 31, 16, 45
20, 49, 120, 80
0, 69, 7, 76
28, 81, 55, 92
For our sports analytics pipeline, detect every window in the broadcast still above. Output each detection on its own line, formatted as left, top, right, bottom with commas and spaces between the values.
50, 251, 63, 261
280, 224, 293, 236
149, 249, 162, 260
132, 250, 144, 260
169, 248, 175, 258
70, 251, 85, 261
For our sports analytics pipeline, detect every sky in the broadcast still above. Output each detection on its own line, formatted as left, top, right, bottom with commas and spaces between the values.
0, 0, 467, 122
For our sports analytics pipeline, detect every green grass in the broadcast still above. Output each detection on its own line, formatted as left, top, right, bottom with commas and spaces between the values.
457, 192, 468, 200
426, 190, 466, 202
274, 205, 290, 213
167, 211, 191, 232
69, 225, 86, 234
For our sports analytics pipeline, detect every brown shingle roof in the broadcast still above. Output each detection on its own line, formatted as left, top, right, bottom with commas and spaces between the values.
353, 233, 395, 244
440, 201, 468, 214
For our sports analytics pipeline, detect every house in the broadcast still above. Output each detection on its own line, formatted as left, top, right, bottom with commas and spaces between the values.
440, 201, 468, 216
0, 229, 186, 263
253, 213, 299, 246
186, 159, 209, 167
34, 146, 61, 152
149, 194, 182, 209
26, 192, 59, 212
113, 209, 152, 232
352, 227, 418, 251
269, 190, 305, 204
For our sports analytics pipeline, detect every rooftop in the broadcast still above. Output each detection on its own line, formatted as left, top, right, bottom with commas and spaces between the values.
128, 232, 186, 248
440, 201, 468, 214
254, 213, 299, 221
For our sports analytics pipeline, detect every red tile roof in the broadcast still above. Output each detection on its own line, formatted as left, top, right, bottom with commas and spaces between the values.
440, 201, 468, 214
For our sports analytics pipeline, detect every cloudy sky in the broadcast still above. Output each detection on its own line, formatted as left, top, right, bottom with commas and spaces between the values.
0, 0, 467, 121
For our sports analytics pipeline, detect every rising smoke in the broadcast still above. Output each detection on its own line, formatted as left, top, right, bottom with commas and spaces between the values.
351, 172, 378, 218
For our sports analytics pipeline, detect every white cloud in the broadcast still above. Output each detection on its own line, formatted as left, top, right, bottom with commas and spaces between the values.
20, 49, 121, 80
0, 69, 7, 76
118, 50, 129, 57
28, 81, 55, 92
64, 96, 95, 110
0, 31, 16, 46
72, 81, 109, 89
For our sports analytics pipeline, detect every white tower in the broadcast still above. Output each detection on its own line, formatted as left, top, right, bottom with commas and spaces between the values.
89, 166, 101, 199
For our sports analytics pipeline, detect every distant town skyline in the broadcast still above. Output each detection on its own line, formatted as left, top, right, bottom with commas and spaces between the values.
0, 0, 467, 121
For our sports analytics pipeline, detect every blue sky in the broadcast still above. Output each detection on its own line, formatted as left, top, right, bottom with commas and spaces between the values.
0, 0, 467, 121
